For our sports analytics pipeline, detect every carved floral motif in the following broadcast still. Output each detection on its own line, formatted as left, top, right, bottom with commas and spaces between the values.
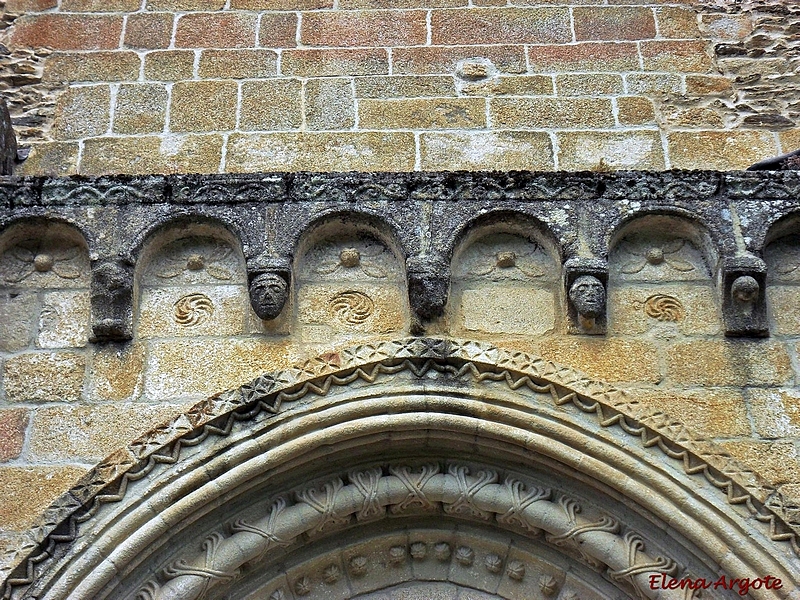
0, 240, 84, 284
146, 237, 238, 284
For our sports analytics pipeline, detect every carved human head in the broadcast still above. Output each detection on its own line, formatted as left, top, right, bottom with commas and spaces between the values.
249, 272, 289, 320
569, 275, 606, 319
731, 275, 759, 304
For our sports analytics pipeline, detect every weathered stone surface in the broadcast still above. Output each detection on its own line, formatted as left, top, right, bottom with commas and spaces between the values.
144, 338, 289, 399
37, 290, 90, 349
0, 466, 88, 530
420, 131, 553, 171
124, 12, 174, 50
29, 403, 185, 462
491, 97, 614, 129
3, 352, 86, 403
767, 286, 800, 335
305, 78, 356, 131
638, 389, 750, 437
226, 132, 416, 171
143, 50, 195, 81
538, 338, 660, 383
0, 409, 28, 462
80, 135, 223, 175
359, 98, 485, 129
113, 84, 168, 135
297, 284, 407, 335
608, 286, 721, 336
722, 441, 800, 485
198, 49, 278, 79
668, 131, 779, 170
170, 81, 238, 133
50, 86, 110, 141
0, 292, 36, 352
666, 340, 793, 386
458, 288, 555, 336
0, 100, 16, 176
138, 286, 248, 338
558, 131, 664, 170
749, 389, 800, 438
239, 79, 302, 131
88, 343, 145, 402
13, 142, 80, 177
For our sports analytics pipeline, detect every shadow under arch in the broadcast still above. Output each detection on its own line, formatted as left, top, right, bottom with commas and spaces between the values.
448, 209, 564, 266
1, 339, 798, 600
290, 208, 411, 268
608, 211, 720, 275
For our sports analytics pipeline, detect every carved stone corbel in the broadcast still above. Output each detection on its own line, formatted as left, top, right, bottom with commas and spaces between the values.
406, 255, 450, 324
565, 257, 607, 335
90, 258, 134, 342
721, 255, 768, 337
247, 256, 291, 320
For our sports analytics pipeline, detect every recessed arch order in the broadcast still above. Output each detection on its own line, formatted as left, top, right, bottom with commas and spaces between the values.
3, 338, 799, 600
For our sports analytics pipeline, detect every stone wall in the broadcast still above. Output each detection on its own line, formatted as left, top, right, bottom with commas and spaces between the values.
1, 171, 800, 577
0, 0, 797, 175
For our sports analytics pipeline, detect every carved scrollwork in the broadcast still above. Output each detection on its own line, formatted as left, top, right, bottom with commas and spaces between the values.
295, 478, 349, 532
349, 468, 384, 521
644, 294, 685, 322
330, 290, 374, 325
444, 464, 498, 521
173, 293, 214, 326
142, 463, 679, 600
389, 464, 440, 513
497, 478, 549, 533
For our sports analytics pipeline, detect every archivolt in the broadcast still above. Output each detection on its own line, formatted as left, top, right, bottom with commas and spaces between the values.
1, 338, 799, 600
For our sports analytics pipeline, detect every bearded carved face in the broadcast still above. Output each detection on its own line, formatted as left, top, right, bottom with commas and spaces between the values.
249, 272, 289, 320
569, 275, 606, 319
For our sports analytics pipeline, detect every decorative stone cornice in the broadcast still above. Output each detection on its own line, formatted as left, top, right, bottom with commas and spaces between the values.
2, 170, 800, 338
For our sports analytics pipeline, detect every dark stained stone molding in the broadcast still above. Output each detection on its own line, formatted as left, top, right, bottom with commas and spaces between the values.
0, 101, 16, 177
1, 170, 800, 338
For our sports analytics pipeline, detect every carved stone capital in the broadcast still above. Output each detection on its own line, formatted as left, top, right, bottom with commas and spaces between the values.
90, 259, 134, 342
248, 262, 291, 320
721, 255, 768, 337
406, 256, 450, 323
564, 257, 607, 335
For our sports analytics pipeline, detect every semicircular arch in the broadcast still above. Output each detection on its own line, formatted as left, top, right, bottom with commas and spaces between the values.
1, 339, 798, 600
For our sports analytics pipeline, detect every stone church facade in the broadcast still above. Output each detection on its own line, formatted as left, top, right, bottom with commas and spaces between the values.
1, 1, 799, 599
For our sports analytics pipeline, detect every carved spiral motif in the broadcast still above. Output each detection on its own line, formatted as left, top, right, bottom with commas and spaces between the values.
644, 294, 685, 322
173, 293, 214, 326
330, 291, 374, 325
